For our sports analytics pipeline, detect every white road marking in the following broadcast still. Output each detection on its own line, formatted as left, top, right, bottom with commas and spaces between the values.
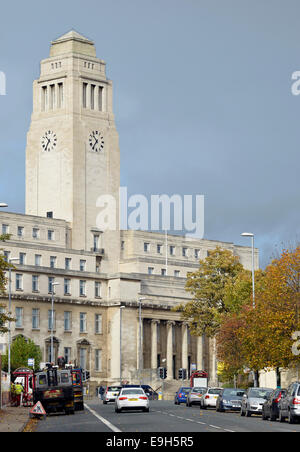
85, 404, 122, 433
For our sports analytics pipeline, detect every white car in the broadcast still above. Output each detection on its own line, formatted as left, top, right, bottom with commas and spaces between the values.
200, 388, 223, 409
103, 386, 122, 404
115, 387, 150, 413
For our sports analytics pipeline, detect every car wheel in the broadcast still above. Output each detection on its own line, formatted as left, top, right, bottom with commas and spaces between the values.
103, 401, 107, 405
144, 407, 150, 413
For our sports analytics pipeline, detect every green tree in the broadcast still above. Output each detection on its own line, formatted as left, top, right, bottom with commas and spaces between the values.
174, 247, 244, 337
1, 335, 42, 372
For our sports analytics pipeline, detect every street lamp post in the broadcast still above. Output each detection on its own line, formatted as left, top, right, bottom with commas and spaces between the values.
51, 282, 60, 364
120, 305, 125, 386
241, 232, 255, 308
8, 258, 19, 377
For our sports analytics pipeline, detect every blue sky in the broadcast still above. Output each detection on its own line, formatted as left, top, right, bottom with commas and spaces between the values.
1, 0, 300, 267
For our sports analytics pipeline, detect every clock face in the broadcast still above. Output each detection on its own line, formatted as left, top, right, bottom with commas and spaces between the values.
41, 131, 57, 152
89, 131, 104, 153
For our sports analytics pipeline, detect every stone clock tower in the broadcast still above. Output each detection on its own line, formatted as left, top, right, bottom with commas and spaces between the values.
25, 31, 120, 272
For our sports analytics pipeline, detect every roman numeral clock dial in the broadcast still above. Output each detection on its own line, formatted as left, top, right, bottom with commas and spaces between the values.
41, 131, 57, 152
89, 131, 104, 153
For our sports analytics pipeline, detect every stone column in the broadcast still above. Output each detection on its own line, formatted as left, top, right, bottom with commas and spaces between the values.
210, 336, 218, 385
181, 323, 189, 372
151, 320, 160, 369
197, 335, 204, 370
166, 321, 175, 380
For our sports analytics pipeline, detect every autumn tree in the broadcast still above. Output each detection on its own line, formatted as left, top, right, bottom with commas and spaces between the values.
174, 247, 244, 337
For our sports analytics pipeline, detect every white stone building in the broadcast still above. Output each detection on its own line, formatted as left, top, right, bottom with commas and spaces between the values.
0, 31, 258, 386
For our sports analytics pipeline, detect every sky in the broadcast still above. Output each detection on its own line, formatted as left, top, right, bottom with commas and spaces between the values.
1, 0, 300, 268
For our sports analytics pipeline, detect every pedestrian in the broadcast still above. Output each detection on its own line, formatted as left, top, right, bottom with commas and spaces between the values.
99, 386, 105, 400
14, 382, 24, 407
10, 382, 16, 406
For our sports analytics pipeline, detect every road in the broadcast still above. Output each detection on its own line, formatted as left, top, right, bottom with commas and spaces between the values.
35, 398, 300, 433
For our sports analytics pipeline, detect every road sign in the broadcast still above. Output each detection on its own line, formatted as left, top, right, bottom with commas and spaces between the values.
30, 401, 46, 419
28, 358, 35, 367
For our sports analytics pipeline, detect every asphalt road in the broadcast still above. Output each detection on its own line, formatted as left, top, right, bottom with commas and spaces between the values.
35, 398, 300, 433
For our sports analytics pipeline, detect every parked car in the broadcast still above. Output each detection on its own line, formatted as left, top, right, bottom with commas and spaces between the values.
240, 387, 273, 417
186, 387, 207, 407
278, 382, 300, 424
115, 387, 149, 413
262, 388, 287, 421
103, 386, 122, 404
174, 387, 192, 405
216, 388, 245, 412
200, 388, 223, 409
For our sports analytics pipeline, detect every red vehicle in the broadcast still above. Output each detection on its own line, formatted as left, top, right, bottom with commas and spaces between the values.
190, 370, 208, 388
12, 367, 34, 407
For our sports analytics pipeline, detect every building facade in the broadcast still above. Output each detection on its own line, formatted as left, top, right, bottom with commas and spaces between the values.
0, 31, 259, 386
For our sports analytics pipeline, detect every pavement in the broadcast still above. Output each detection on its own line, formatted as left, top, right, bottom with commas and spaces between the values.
0, 405, 31, 432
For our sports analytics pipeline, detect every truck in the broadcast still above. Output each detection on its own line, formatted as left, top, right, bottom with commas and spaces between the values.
33, 365, 75, 415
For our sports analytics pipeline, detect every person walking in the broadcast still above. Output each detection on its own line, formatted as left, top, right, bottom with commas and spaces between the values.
14, 382, 24, 407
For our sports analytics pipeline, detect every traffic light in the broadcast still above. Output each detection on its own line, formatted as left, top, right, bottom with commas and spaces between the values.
178, 368, 187, 380
159, 367, 167, 379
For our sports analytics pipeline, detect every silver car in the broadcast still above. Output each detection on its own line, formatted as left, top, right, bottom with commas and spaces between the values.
240, 387, 273, 417
186, 387, 207, 407
278, 382, 300, 424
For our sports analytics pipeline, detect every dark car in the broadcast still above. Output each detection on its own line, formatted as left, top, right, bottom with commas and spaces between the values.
216, 388, 245, 412
174, 387, 191, 405
262, 388, 287, 421
122, 385, 158, 400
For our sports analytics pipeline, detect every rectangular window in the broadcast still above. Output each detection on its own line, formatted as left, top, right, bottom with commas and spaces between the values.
2, 224, 9, 235
64, 278, 71, 295
144, 243, 150, 253
79, 348, 87, 369
148, 267, 154, 275
48, 309, 56, 330
83, 83, 88, 108
35, 254, 41, 266
17, 226, 24, 237
48, 230, 54, 241
58, 83, 63, 108
182, 248, 188, 257
194, 249, 200, 259
157, 244, 162, 254
170, 246, 175, 256
174, 270, 180, 277
79, 280, 86, 296
32, 228, 39, 239
80, 313, 87, 333
64, 347, 71, 364
80, 260, 86, 272
16, 274, 23, 291
42, 86, 47, 111
19, 253, 26, 265
32, 308, 40, 329
90, 84, 95, 110
93, 235, 99, 251
32, 275, 39, 292
161, 269, 167, 276
95, 349, 102, 371
50, 256, 57, 269
50, 84, 55, 109
95, 281, 101, 298
64, 312, 72, 331
98, 86, 103, 111
65, 258, 71, 270
3, 251, 10, 262
15, 307, 23, 328
95, 314, 102, 334
48, 277, 54, 293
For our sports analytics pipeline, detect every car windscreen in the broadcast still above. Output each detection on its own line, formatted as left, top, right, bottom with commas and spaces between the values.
179, 388, 191, 393
208, 389, 222, 395
222, 389, 245, 397
192, 387, 206, 393
107, 387, 121, 392
248, 389, 272, 398
122, 389, 145, 395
